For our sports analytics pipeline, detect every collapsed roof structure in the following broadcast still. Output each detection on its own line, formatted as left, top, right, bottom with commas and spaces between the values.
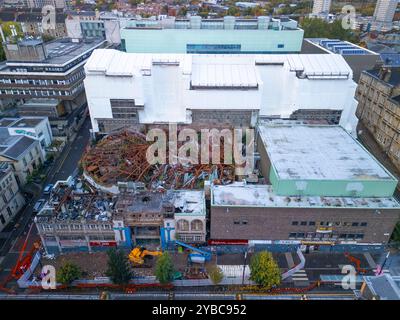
80, 129, 236, 190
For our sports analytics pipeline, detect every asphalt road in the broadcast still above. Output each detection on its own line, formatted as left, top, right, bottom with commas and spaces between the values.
0, 116, 91, 282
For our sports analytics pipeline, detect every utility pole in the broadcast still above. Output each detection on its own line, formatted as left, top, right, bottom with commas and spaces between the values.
242, 250, 248, 285
379, 251, 390, 275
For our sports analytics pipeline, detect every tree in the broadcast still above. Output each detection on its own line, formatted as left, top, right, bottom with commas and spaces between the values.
301, 17, 358, 43
249, 251, 281, 289
207, 265, 224, 285
155, 252, 175, 284
56, 262, 82, 285
227, 6, 240, 16
106, 248, 133, 285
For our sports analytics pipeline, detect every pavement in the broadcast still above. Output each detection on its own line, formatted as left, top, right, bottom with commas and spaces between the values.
0, 116, 91, 284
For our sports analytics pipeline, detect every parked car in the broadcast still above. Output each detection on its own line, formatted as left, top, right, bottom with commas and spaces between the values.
43, 184, 54, 195
33, 199, 46, 213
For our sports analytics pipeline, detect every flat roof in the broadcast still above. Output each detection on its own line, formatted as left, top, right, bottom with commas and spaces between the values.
191, 63, 259, 88
11, 117, 45, 128
212, 183, 400, 209
86, 49, 352, 81
305, 38, 378, 56
258, 124, 395, 181
22, 98, 61, 107
4, 38, 106, 67
0, 118, 17, 128
174, 190, 205, 214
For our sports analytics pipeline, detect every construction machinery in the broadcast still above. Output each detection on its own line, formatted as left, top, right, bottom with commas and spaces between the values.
174, 240, 212, 264
128, 247, 162, 265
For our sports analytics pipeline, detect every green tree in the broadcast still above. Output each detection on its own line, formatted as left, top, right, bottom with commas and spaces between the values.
155, 252, 175, 284
301, 17, 358, 43
249, 251, 281, 289
227, 6, 240, 16
56, 262, 82, 285
207, 265, 224, 285
106, 248, 133, 285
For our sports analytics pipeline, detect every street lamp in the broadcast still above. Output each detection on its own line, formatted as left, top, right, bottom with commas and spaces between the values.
242, 250, 248, 285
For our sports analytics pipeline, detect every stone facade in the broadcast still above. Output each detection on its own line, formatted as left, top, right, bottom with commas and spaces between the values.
355, 68, 400, 171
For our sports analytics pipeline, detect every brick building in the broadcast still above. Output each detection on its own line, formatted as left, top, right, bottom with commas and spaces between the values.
210, 123, 400, 245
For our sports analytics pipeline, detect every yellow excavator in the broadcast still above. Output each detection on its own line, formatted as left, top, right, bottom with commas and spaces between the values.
128, 247, 162, 265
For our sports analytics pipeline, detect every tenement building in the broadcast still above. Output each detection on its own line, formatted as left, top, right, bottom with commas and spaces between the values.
355, 67, 400, 172
210, 123, 400, 246
0, 37, 108, 138
84, 50, 359, 135
0, 164, 26, 232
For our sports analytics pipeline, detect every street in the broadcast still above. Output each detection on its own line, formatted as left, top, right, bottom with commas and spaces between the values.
0, 117, 92, 283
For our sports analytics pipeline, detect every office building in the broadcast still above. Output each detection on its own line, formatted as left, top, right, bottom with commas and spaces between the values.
84, 50, 359, 135
311, 0, 331, 15
0, 37, 108, 138
372, 0, 398, 32
121, 16, 304, 54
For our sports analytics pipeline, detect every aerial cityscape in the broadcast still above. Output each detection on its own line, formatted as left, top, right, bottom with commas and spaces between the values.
0, 0, 399, 307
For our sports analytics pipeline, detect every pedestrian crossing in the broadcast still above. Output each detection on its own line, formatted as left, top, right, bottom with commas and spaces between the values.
291, 269, 309, 282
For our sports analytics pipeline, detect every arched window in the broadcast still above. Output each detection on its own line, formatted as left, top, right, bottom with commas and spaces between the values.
176, 219, 189, 231
191, 219, 203, 231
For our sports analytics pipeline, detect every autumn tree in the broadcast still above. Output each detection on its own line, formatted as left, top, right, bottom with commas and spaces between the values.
249, 251, 281, 289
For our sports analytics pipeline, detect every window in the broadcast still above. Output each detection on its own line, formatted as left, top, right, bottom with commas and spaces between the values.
309, 221, 315, 226
289, 232, 296, 238
0, 214, 5, 225
7, 207, 12, 217
355, 234, 364, 239
234, 220, 240, 225
176, 219, 189, 231
292, 221, 298, 226
191, 219, 203, 231
360, 222, 367, 227
352, 222, 359, 227
277, 44, 285, 48
296, 233, 305, 238
300, 221, 307, 226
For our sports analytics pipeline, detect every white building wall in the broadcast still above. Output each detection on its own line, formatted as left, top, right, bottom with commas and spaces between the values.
85, 51, 358, 135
